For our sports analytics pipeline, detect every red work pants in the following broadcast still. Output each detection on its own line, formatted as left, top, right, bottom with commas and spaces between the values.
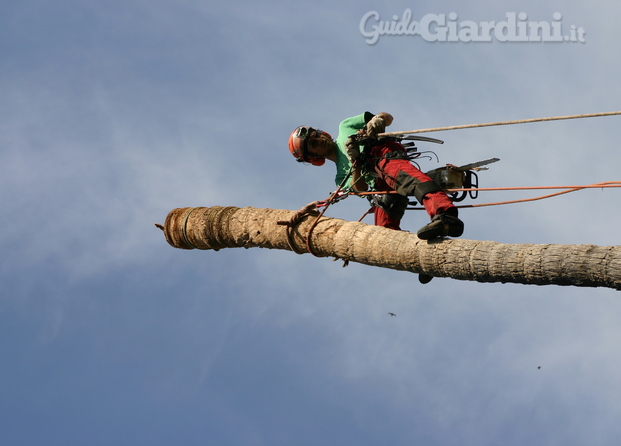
369, 141, 456, 230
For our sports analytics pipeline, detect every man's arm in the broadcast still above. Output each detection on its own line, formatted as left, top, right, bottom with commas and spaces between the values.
344, 136, 368, 191
350, 161, 368, 192
365, 112, 393, 137
348, 112, 393, 191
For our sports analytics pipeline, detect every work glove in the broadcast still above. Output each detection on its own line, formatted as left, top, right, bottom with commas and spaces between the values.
365, 115, 386, 138
345, 137, 361, 163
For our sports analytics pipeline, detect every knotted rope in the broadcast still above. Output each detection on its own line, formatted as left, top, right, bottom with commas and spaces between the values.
277, 201, 322, 254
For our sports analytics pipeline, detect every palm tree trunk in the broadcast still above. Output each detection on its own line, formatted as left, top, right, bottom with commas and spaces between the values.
160, 206, 621, 290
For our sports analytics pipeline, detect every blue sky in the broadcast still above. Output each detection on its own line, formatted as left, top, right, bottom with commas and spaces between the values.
2, 1, 621, 445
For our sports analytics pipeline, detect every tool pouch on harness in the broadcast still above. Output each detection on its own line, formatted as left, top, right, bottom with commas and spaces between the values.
359, 138, 407, 161
380, 150, 411, 161
370, 193, 409, 220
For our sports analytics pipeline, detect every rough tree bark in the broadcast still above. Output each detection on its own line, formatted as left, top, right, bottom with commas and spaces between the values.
160, 206, 621, 290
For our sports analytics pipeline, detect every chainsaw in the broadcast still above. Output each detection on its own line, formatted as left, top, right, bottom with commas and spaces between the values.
356, 134, 499, 203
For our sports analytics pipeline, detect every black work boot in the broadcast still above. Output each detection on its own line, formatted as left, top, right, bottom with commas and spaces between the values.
417, 212, 464, 240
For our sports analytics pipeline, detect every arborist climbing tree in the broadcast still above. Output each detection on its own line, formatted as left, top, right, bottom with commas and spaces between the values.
288, 112, 464, 240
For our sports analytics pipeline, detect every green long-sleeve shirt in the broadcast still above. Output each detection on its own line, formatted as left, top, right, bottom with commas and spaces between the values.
334, 112, 374, 189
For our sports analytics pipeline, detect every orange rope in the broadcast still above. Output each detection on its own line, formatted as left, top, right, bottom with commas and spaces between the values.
454, 186, 591, 208
443, 182, 621, 193
449, 182, 621, 208
347, 182, 621, 209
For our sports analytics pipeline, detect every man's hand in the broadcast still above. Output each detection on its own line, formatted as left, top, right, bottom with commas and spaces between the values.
345, 137, 361, 162
365, 115, 386, 138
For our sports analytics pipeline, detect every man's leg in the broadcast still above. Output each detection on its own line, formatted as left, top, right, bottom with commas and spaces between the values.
372, 142, 464, 239
371, 177, 406, 230
373, 206, 401, 230
374, 152, 453, 217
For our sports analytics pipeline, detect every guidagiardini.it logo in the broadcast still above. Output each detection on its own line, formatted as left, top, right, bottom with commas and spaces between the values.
360, 10, 586, 45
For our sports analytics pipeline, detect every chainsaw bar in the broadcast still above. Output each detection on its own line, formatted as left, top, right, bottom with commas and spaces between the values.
453, 158, 500, 172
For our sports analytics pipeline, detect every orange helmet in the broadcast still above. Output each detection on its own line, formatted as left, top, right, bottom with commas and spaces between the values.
288, 126, 331, 166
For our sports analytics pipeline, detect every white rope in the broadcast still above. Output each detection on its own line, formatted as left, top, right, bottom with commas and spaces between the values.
379, 111, 621, 137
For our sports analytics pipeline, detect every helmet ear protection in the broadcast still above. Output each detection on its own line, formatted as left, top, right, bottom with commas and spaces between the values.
288, 126, 330, 166
308, 157, 326, 166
